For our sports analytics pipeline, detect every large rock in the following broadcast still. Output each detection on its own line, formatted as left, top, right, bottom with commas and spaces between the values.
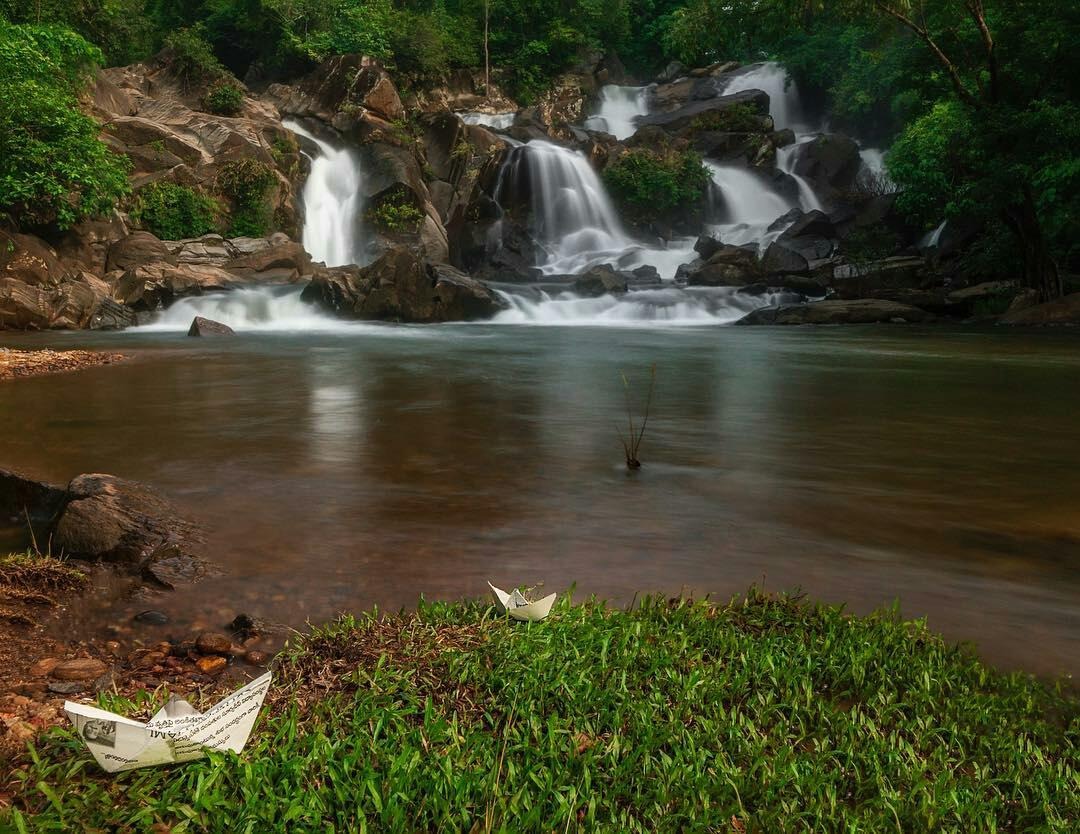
683, 245, 762, 287
946, 281, 1021, 317
0, 232, 71, 287
52, 474, 199, 566
830, 257, 929, 299
790, 134, 862, 193
1, 272, 134, 331
762, 242, 809, 275
1000, 292, 1080, 325
188, 316, 235, 336
113, 263, 242, 310
737, 298, 935, 325
639, 90, 770, 133
301, 246, 508, 323
574, 265, 629, 297
106, 232, 174, 272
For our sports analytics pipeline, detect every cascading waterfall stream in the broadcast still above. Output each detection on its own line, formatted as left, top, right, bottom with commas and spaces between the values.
459, 111, 516, 131
282, 119, 367, 268
705, 162, 796, 249
584, 85, 651, 140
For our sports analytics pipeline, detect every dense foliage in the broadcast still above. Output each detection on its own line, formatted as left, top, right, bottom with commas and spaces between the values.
0, 20, 129, 230
130, 181, 219, 240
7, 592, 1078, 831
217, 158, 277, 236
603, 148, 710, 226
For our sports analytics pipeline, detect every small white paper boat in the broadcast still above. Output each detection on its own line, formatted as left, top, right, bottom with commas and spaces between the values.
488, 582, 557, 622
64, 671, 271, 773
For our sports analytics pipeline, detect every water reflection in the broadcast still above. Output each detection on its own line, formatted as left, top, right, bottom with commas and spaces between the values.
0, 326, 1078, 676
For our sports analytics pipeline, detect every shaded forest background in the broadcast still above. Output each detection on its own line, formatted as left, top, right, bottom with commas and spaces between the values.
2, 0, 1078, 294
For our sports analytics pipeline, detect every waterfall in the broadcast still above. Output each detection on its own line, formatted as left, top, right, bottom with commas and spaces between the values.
459, 111, 516, 131
705, 161, 796, 248
136, 286, 353, 332
282, 119, 366, 268
723, 63, 822, 211
495, 140, 634, 274
584, 85, 651, 140
492, 286, 797, 326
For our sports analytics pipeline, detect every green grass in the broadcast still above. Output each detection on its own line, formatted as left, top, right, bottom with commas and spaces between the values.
5, 591, 1079, 832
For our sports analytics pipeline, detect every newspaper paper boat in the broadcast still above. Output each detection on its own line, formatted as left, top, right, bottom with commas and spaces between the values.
488, 582, 557, 622
64, 671, 271, 773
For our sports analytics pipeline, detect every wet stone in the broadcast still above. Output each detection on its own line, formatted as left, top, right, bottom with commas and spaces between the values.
196, 655, 227, 674
133, 610, 170, 625
196, 631, 233, 655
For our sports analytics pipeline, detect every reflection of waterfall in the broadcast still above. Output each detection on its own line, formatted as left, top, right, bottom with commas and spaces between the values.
283, 119, 366, 267
584, 85, 650, 140
493, 286, 796, 326
459, 111, 516, 131
706, 161, 795, 248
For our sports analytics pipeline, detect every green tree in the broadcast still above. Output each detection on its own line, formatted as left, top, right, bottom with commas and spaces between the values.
0, 21, 130, 229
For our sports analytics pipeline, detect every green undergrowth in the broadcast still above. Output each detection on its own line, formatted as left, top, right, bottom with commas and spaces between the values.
5, 591, 1078, 832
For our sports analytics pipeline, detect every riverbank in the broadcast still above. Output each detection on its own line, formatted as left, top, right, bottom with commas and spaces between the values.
0, 348, 125, 381
4, 591, 1078, 831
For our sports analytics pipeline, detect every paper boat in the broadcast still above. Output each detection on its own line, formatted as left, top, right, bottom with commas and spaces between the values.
488, 582, 557, 622
64, 671, 271, 773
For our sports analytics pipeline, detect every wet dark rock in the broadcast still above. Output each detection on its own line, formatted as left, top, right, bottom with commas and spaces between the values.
143, 550, 209, 588
790, 134, 862, 193
47, 680, 89, 695
830, 257, 929, 299
187, 316, 235, 337
656, 61, 686, 84
196, 631, 233, 655
684, 244, 762, 287
244, 650, 270, 666
133, 610, 170, 625
574, 265, 628, 297
738, 298, 935, 325
302, 246, 508, 323
762, 242, 810, 275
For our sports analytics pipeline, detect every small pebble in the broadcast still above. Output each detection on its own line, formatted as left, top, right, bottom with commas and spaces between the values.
196, 632, 233, 655
196, 656, 227, 675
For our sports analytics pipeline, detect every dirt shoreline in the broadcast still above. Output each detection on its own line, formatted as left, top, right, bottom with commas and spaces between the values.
0, 348, 126, 381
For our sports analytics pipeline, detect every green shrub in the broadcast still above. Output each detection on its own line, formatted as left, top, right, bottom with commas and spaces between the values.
0, 21, 130, 229
163, 26, 227, 89
130, 181, 218, 240
367, 194, 424, 233
217, 158, 277, 236
689, 103, 765, 133
602, 147, 710, 225
203, 80, 244, 115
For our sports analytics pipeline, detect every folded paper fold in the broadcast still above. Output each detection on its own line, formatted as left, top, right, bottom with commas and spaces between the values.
488, 582, 557, 621
64, 671, 272, 773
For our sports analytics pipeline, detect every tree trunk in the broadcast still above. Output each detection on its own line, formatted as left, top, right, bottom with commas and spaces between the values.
1003, 188, 1062, 302
483, 1, 490, 100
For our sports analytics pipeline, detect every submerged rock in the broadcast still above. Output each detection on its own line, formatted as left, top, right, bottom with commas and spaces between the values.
737, 298, 935, 325
302, 246, 508, 323
187, 316, 235, 337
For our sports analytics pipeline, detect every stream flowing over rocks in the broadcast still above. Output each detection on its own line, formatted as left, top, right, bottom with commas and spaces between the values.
2, 51, 1077, 331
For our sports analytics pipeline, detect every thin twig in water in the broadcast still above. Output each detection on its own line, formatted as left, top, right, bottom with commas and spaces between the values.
616, 364, 656, 469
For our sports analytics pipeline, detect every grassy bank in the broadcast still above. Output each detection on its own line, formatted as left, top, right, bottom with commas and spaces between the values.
5, 591, 1079, 832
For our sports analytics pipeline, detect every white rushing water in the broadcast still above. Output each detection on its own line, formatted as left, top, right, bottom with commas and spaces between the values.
706, 161, 795, 248
459, 111, 516, 131
137, 287, 354, 333
282, 119, 366, 268
492, 286, 794, 326
584, 85, 651, 140
723, 63, 823, 212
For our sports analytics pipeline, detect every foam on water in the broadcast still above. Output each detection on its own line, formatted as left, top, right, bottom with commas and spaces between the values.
459, 111, 516, 131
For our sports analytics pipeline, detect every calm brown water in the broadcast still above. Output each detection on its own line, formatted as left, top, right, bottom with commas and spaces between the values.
2, 323, 1079, 677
